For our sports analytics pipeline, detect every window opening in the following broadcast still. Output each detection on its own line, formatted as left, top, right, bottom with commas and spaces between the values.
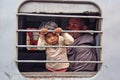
17, 1, 102, 78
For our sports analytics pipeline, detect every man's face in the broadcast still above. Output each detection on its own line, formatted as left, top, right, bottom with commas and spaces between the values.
67, 18, 82, 30
67, 18, 82, 39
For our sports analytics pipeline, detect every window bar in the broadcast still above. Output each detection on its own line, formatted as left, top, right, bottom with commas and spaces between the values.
17, 29, 103, 33
16, 45, 102, 48
17, 13, 103, 19
16, 60, 102, 64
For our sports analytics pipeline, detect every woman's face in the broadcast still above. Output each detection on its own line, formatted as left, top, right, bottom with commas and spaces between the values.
45, 33, 59, 45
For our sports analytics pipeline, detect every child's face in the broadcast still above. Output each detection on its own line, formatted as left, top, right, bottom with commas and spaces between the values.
45, 33, 59, 45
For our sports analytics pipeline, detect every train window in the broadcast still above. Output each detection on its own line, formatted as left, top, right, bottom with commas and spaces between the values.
17, 1, 102, 78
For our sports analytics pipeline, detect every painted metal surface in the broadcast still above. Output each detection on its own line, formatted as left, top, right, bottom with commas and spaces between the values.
0, 0, 120, 80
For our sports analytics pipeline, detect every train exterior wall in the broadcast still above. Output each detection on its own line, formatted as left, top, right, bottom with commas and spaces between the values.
0, 0, 120, 80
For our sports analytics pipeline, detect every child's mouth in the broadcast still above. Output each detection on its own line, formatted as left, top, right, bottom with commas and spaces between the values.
52, 41, 57, 45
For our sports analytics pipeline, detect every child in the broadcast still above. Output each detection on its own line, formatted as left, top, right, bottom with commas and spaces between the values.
37, 21, 74, 72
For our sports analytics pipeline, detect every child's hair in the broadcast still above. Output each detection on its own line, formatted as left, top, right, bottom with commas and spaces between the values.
40, 21, 58, 30
40, 21, 59, 38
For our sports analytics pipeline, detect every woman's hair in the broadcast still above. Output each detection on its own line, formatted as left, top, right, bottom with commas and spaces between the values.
40, 21, 58, 30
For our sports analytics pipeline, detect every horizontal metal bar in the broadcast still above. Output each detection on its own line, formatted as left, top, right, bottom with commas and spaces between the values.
17, 13, 102, 19
16, 45, 102, 48
16, 60, 102, 63
17, 29, 103, 33
21, 72, 97, 78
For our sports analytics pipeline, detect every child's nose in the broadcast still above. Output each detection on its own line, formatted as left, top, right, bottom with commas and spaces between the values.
51, 37, 54, 40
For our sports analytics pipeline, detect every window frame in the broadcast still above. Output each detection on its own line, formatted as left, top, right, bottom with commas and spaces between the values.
16, 0, 103, 78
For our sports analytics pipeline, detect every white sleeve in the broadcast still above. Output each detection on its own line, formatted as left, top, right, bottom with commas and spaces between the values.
61, 33, 74, 45
37, 36, 46, 50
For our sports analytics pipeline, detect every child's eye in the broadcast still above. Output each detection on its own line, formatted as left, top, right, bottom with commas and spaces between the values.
46, 36, 51, 38
53, 34, 57, 36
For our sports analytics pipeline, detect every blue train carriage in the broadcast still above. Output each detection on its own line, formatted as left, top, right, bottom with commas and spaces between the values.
0, 0, 120, 80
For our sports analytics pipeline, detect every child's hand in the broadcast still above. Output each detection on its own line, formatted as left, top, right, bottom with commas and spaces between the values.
40, 28, 48, 35
55, 28, 62, 34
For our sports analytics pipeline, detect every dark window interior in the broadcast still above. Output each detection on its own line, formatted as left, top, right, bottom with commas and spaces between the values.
18, 12, 100, 72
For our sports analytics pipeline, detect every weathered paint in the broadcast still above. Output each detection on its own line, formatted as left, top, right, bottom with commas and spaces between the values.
0, 0, 120, 80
